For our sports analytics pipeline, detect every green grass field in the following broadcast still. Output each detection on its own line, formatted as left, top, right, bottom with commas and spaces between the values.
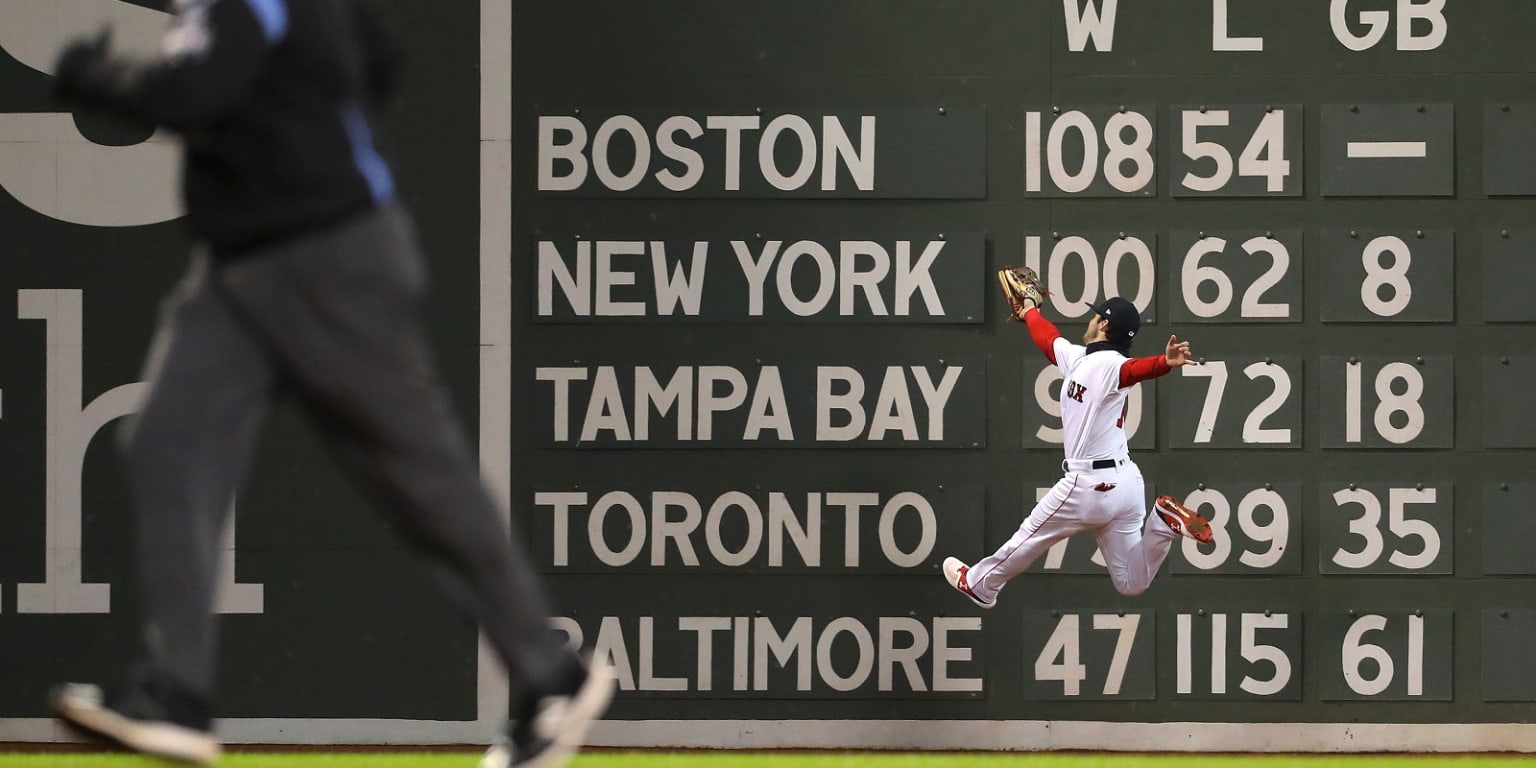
0, 754, 1533, 768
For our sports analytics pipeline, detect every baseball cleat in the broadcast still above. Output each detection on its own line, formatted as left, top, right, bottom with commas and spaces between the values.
481, 656, 616, 768
52, 676, 219, 765
1155, 495, 1214, 544
942, 557, 996, 609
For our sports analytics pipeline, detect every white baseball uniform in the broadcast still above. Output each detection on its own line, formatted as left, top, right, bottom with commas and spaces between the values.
965, 308, 1178, 601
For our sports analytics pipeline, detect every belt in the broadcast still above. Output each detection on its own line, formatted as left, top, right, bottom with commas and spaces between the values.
1062, 456, 1128, 472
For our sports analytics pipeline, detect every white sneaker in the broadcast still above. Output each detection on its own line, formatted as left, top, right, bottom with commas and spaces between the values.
942, 557, 996, 609
480, 659, 616, 768
53, 680, 220, 765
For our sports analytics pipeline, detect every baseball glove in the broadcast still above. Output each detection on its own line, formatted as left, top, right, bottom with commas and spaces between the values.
997, 266, 1046, 319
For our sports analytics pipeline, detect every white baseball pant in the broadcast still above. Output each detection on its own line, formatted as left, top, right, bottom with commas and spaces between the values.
966, 459, 1177, 601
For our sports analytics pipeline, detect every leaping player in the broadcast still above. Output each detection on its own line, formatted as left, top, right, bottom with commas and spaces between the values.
943, 269, 1214, 608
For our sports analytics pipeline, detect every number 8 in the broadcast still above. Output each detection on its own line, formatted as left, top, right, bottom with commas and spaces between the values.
1361, 236, 1412, 317
1103, 112, 1155, 193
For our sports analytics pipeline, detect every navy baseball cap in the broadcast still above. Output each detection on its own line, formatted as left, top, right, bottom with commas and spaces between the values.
1086, 297, 1141, 347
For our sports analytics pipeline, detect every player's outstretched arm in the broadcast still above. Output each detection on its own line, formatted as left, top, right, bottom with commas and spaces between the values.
997, 267, 1067, 364
54, 0, 269, 130
1165, 335, 1198, 367
1020, 299, 1065, 364
1118, 334, 1198, 388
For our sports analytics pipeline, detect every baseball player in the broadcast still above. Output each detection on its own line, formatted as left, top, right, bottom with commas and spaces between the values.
46, 2, 610, 766
943, 269, 1213, 608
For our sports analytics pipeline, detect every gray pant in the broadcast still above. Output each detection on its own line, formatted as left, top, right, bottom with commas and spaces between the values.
125, 204, 570, 699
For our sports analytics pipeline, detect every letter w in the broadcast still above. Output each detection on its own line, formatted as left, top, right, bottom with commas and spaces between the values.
1063, 0, 1119, 52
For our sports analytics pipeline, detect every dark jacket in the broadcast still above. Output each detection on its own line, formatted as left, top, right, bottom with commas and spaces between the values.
55, 0, 403, 254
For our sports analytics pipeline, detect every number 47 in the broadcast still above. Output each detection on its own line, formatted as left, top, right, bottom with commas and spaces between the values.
1035, 613, 1140, 695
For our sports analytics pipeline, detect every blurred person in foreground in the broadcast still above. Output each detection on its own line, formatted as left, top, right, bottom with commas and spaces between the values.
49, 1, 612, 765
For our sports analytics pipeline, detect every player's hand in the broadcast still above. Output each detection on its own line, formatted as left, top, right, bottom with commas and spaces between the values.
1165, 335, 1197, 367
1013, 297, 1036, 322
54, 28, 112, 101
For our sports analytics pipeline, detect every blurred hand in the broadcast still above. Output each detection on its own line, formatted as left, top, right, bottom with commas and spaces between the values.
54, 28, 112, 101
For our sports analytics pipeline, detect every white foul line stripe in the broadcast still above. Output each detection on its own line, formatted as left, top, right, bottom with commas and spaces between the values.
1346, 141, 1428, 159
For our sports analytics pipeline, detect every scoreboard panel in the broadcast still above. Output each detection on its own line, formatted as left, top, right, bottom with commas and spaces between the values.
1316, 611, 1454, 701
1482, 232, 1536, 322
1319, 104, 1455, 197
1483, 104, 1536, 195
1020, 610, 1157, 701
1318, 229, 1455, 324
500, 0, 1536, 741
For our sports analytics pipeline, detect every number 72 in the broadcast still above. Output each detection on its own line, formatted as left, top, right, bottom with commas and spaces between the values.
1180, 359, 1299, 446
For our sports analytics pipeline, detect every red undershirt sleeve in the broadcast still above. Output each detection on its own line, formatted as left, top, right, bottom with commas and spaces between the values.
1119, 354, 1172, 388
1022, 308, 1062, 364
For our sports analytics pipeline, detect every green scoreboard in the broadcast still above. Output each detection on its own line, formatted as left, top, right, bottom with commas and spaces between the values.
504, 0, 1536, 750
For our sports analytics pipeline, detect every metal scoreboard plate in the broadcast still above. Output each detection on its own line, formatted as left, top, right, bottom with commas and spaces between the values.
1319, 356, 1454, 449
1164, 482, 1303, 576
1482, 609, 1536, 701
1318, 483, 1454, 576
1482, 231, 1536, 322
1483, 356, 1536, 448
529, 358, 990, 449
1021, 231, 1158, 323
1320, 104, 1455, 197
1481, 483, 1536, 575
531, 232, 989, 324
1023, 105, 1158, 198
528, 482, 986, 575
1319, 229, 1455, 323
532, 107, 988, 199
1020, 610, 1155, 700
1482, 104, 1536, 196
542, 577, 988, 701
1166, 230, 1303, 323
1167, 356, 1304, 449
1168, 105, 1303, 198
1171, 611, 1302, 701
1318, 611, 1453, 701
